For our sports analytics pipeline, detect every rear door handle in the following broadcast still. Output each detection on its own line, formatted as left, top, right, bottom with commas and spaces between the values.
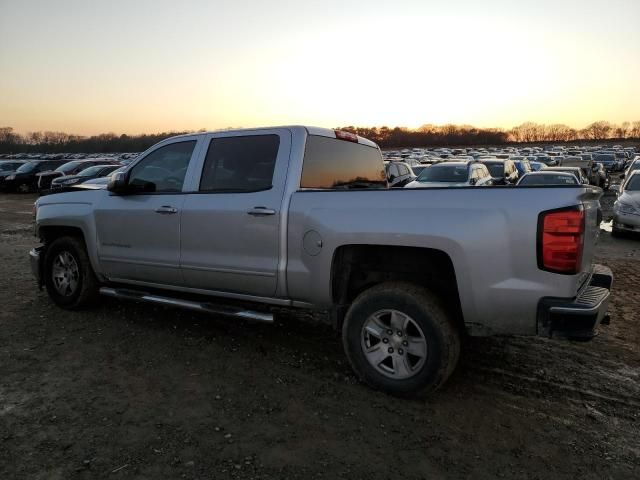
247, 207, 276, 216
155, 206, 178, 214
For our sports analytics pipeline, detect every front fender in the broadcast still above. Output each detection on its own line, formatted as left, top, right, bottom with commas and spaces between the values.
36, 190, 104, 279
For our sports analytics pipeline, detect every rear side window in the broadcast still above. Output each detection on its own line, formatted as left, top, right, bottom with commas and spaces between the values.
301, 135, 386, 189
199, 135, 279, 192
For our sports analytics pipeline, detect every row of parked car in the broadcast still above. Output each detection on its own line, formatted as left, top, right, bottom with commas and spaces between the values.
0, 153, 139, 193
383, 144, 638, 189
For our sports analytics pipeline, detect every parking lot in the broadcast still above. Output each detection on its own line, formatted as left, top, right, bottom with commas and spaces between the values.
0, 186, 639, 479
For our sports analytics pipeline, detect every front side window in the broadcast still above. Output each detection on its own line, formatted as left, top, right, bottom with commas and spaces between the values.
128, 141, 195, 193
199, 135, 279, 192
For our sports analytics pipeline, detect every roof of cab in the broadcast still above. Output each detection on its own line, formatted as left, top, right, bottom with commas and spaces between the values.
170, 126, 379, 149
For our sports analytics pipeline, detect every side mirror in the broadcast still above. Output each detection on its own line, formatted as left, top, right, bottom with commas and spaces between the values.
107, 171, 128, 194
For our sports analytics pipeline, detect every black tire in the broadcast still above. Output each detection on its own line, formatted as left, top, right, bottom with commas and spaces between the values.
342, 282, 460, 397
43, 236, 99, 309
611, 227, 622, 238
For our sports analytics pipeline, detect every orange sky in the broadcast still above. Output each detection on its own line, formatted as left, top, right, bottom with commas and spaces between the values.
1, 0, 639, 135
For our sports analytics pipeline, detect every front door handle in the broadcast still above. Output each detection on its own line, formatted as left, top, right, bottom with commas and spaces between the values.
247, 206, 276, 216
155, 206, 178, 214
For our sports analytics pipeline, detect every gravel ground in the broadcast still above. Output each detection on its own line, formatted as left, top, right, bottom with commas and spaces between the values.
0, 185, 638, 479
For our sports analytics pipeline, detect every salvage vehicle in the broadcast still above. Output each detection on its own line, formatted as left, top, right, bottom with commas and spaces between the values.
384, 161, 416, 187
405, 161, 493, 188
477, 158, 519, 185
29, 127, 613, 396
594, 153, 621, 172
544, 167, 591, 185
37, 159, 119, 191
50, 164, 122, 189
516, 171, 580, 186
2, 159, 68, 192
612, 171, 640, 236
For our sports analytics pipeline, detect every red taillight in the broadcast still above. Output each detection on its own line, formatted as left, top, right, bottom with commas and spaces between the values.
334, 130, 359, 143
539, 208, 584, 274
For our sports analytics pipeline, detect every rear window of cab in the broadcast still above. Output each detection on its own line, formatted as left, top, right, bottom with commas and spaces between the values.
300, 135, 386, 189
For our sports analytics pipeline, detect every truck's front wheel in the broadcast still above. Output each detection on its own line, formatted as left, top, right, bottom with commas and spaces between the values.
43, 236, 99, 309
342, 282, 460, 397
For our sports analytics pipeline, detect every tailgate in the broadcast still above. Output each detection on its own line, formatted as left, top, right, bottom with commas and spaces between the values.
578, 186, 604, 281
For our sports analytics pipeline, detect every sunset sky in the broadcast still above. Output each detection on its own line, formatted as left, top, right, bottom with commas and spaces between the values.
1, 0, 639, 135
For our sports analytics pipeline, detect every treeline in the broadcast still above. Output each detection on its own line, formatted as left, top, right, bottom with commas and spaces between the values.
1, 121, 639, 153
0, 127, 192, 154
339, 121, 640, 148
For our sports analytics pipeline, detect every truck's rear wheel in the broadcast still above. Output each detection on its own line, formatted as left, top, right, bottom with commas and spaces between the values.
342, 282, 460, 396
43, 236, 99, 309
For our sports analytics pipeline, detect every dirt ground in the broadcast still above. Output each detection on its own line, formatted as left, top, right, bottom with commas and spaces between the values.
0, 185, 638, 480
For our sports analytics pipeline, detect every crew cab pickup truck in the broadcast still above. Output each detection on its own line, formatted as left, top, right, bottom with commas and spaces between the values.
30, 126, 613, 396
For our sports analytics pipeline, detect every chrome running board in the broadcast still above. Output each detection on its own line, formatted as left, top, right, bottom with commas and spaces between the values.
99, 287, 274, 323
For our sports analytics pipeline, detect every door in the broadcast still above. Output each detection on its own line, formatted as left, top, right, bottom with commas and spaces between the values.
95, 138, 201, 286
180, 129, 291, 297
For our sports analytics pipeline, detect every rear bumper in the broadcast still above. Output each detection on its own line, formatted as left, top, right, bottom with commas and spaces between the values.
537, 264, 613, 340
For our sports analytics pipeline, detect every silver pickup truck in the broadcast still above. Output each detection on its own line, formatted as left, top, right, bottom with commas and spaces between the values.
30, 126, 613, 396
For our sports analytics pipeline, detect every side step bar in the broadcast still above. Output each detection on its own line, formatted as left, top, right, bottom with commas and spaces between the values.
99, 287, 274, 323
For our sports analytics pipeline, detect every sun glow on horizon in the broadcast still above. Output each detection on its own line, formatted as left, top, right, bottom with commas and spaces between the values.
1, 0, 638, 136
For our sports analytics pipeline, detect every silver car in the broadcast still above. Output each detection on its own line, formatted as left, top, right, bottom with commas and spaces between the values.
612, 171, 640, 236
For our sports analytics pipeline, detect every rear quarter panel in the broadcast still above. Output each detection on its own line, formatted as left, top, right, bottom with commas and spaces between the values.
287, 186, 601, 335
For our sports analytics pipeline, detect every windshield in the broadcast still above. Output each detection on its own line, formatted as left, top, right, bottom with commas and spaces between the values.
55, 161, 82, 173
594, 154, 615, 162
416, 164, 469, 182
16, 161, 38, 173
520, 174, 578, 186
625, 175, 640, 191
484, 163, 504, 177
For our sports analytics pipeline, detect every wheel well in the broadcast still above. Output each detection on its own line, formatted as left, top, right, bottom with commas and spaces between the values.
331, 245, 463, 328
39, 225, 85, 244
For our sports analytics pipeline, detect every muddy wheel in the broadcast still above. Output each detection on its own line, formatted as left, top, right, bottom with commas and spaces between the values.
43, 236, 99, 309
342, 282, 460, 397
